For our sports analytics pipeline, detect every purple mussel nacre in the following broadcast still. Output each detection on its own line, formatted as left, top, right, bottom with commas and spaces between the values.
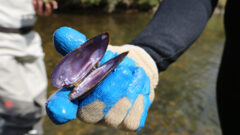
69, 52, 128, 100
52, 33, 109, 88
52, 32, 129, 100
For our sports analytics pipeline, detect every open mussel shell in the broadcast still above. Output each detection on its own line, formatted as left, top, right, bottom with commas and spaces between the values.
52, 33, 109, 88
69, 52, 129, 101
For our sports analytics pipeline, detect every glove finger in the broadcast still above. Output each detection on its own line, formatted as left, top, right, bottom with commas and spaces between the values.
119, 68, 151, 131
135, 78, 152, 131
119, 94, 145, 131
77, 100, 105, 124
135, 95, 152, 131
103, 97, 132, 128
46, 87, 79, 124
102, 67, 148, 131
53, 27, 87, 56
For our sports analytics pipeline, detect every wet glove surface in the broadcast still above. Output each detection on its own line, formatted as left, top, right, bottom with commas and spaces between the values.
46, 27, 155, 131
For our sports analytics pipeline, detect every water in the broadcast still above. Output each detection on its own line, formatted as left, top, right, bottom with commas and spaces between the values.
36, 13, 225, 135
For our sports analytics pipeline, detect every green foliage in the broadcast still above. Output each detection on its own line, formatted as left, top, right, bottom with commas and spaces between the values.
57, 0, 161, 12
78, 0, 102, 5
42, 0, 52, 3
106, 0, 121, 12
217, 0, 226, 8
57, 0, 227, 13
137, 0, 159, 6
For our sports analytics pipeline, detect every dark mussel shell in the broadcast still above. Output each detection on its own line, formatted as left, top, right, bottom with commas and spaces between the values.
69, 52, 128, 100
52, 32, 129, 100
52, 33, 109, 88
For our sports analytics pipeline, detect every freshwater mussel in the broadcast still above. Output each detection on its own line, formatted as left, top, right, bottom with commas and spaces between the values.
52, 33, 128, 100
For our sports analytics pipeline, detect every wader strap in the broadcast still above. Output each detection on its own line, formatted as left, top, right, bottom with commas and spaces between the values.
0, 26, 33, 35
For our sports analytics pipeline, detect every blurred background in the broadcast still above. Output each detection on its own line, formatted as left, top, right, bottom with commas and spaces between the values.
35, 0, 226, 134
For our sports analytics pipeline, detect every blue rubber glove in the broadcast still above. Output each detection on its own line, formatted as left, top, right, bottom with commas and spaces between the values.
46, 27, 154, 131
46, 27, 87, 124
53, 26, 87, 56
46, 87, 79, 124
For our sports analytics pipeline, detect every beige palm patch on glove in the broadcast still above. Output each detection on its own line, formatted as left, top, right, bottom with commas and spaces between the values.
77, 95, 144, 131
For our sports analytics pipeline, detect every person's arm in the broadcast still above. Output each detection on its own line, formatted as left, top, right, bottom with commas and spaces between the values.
131, 0, 218, 71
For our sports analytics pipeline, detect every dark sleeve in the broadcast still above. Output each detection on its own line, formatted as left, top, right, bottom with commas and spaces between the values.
130, 0, 218, 72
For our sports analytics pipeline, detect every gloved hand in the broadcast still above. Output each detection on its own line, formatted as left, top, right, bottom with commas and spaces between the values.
46, 27, 158, 131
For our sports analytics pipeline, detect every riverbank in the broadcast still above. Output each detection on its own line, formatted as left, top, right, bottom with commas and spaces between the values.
54, 0, 226, 14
